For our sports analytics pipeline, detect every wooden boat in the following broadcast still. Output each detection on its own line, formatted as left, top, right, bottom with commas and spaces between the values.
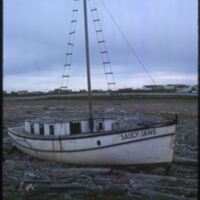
8, 0, 177, 166
8, 117, 177, 166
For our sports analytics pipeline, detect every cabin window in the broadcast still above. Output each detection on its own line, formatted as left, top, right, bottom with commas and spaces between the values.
97, 122, 103, 131
30, 123, 34, 134
49, 125, 54, 136
70, 122, 81, 135
39, 124, 44, 135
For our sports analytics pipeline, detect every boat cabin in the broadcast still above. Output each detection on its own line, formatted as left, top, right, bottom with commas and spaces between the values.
24, 118, 113, 136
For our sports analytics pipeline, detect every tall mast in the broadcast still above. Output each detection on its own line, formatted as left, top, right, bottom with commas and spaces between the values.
83, 0, 93, 132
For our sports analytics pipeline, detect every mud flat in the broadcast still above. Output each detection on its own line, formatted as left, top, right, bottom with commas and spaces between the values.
3, 98, 197, 200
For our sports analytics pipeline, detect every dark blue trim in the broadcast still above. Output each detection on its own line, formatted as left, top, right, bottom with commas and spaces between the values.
8, 122, 176, 141
9, 131, 175, 153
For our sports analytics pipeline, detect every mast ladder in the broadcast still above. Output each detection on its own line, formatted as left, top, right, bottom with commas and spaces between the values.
60, 0, 80, 90
89, 0, 117, 91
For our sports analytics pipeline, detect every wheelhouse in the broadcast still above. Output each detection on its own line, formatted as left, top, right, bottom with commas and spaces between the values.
24, 118, 113, 136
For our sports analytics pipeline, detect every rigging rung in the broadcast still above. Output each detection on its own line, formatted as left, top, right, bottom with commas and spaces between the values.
103, 61, 111, 65
108, 83, 116, 85
68, 42, 73, 46
105, 72, 113, 75
100, 51, 107, 54
60, 86, 68, 89
73, 9, 78, 12
91, 8, 97, 11
62, 75, 70, 78
96, 29, 102, 33
66, 53, 72, 55
64, 64, 71, 67
69, 31, 75, 35
98, 40, 105, 43
93, 19, 100, 22
71, 20, 77, 23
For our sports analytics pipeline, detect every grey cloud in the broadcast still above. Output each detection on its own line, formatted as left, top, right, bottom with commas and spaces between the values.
3, 0, 197, 91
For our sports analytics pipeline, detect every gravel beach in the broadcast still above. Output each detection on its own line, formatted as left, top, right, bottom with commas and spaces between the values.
3, 97, 197, 200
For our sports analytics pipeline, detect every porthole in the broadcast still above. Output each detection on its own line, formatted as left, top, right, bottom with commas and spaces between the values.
97, 140, 101, 146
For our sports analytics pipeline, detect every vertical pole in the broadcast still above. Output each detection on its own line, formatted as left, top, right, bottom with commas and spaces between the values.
83, 0, 93, 132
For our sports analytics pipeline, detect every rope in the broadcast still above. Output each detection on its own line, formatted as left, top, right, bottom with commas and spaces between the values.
100, 0, 177, 113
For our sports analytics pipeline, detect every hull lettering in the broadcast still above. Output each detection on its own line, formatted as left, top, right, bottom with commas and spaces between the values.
121, 129, 157, 141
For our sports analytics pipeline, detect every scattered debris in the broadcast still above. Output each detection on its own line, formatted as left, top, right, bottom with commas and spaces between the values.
3, 99, 197, 199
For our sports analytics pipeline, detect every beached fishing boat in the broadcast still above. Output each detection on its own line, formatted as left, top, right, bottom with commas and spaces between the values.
8, 0, 177, 166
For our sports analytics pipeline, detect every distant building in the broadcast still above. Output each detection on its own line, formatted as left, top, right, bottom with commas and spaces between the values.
17, 90, 29, 95
164, 85, 176, 90
79, 89, 87, 93
47, 90, 54, 94
165, 84, 189, 91
54, 88, 72, 94
118, 88, 133, 93
29, 91, 44, 95
54, 88, 64, 94
143, 85, 165, 91
190, 85, 198, 93
92, 89, 104, 93
166, 84, 191, 93
164, 84, 198, 93
10, 91, 17, 95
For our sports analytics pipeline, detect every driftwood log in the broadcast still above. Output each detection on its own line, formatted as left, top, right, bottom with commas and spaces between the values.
173, 156, 197, 166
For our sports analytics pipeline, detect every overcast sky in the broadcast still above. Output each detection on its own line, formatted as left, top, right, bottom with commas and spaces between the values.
4, 0, 197, 91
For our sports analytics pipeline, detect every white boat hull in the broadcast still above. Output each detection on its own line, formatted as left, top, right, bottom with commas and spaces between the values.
8, 125, 176, 166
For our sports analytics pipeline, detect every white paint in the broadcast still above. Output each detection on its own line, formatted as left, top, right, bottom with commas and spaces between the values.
24, 119, 113, 136
34, 123, 40, 135
104, 120, 113, 131
54, 124, 60, 136
44, 124, 50, 136
93, 119, 113, 132
25, 121, 30, 133
8, 125, 176, 165
55, 123, 70, 136
81, 121, 89, 133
